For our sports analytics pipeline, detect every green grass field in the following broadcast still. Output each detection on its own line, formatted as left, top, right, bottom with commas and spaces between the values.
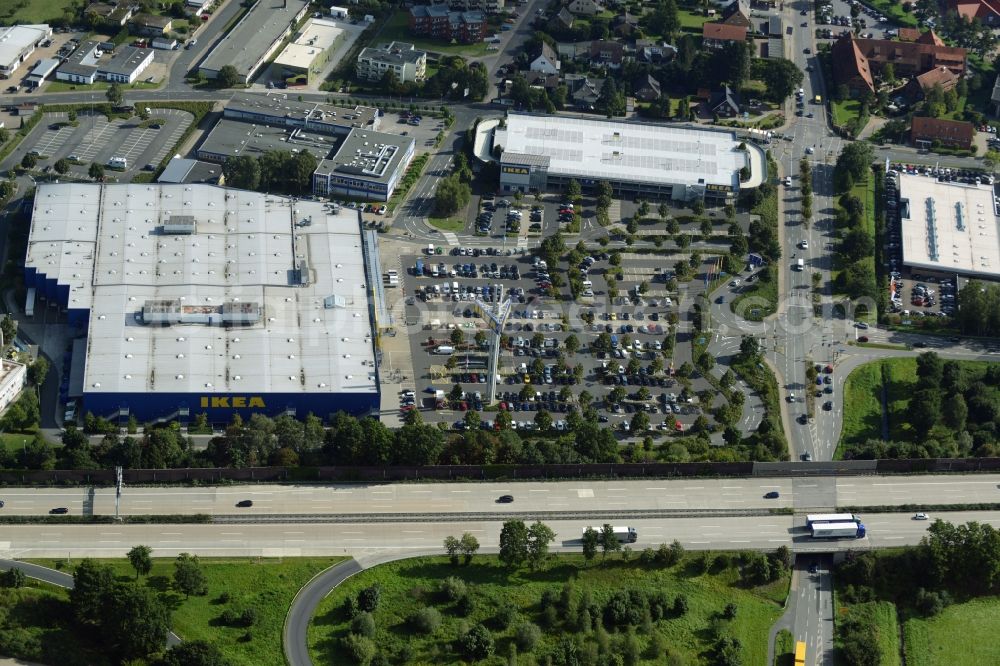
376, 10, 490, 56
904, 597, 1000, 666
309, 554, 788, 665
884, 358, 918, 441
45, 80, 161, 93
831, 99, 861, 127
0, 0, 78, 24
837, 361, 884, 458
428, 216, 466, 232
678, 9, 711, 33
0, 431, 34, 454
836, 601, 901, 666
863, 0, 918, 27
23, 557, 344, 666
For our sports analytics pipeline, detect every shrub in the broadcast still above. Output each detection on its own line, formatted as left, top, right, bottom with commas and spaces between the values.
357, 584, 381, 613
410, 607, 442, 635
514, 621, 541, 652
342, 633, 376, 666
722, 602, 737, 620
457, 623, 494, 661
439, 576, 467, 602
351, 611, 376, 637
457, 592, 476, 617
494, 602, 517, 630
342, 595, 360, 619
673, 595, 689, 616
220, 606, 257, 627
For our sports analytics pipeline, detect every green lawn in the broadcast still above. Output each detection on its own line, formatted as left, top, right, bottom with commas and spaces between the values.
45, 80, 161, 93
831, 99, 862, 128
428, 216, 466, 232
904, 597, 1000, 666
309, 554, 788, 665
836, 601, 901, 666
23, 557, 345, 666
678, 9, 711, 32
837, 361, 884, 458
0, 0, 78, 23
376, 10, 490, 56
862, 0, 918, 27
0, 431, 35, 454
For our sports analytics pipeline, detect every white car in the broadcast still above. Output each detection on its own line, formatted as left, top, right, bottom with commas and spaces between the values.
914, 512, 929, 520
783, 176, 792, 186
730, 279, 741, 287
805, 146, 815, 155
799, 240, 809, 249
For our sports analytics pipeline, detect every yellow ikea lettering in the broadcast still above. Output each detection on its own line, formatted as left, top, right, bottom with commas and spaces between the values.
212, 397, 230, 408
232, 397, 246, 408
199, 396, 267, 409
249, 397, 265, 408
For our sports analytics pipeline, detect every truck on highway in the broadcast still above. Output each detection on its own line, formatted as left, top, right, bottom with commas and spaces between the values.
810, 521, 866, 539
582, 525, 638, 543
794, 641, 806, 666
805, 513, 859, 526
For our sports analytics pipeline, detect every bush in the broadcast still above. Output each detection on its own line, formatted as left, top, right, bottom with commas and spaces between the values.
342, 633, 377, 666
915, 588, 950, 617
458, 623, 494, 661
343, 595, 360, 619
351, 611, 376, 637
456, 592, 476, 617
2, 568, 26, 588
514, 621, 541, 652
493, 602, 518, 630
722, 602, 738, 620
439, 576, 467, 602
673, 595, 689, 616
357, 584, 381, 613
410, 607, 442, 635
220, 606, 258, 627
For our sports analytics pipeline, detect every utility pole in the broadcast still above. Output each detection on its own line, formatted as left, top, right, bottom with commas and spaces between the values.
114, 466, 123, 521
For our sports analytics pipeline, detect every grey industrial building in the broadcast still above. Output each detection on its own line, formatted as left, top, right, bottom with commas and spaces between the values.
313, 129, 415, 201
196, 120, 339, 163
224, 93, 380, 136
199, 0, 310, 83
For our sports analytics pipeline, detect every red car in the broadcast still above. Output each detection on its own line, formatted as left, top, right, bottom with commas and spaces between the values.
858, 336, 869, 343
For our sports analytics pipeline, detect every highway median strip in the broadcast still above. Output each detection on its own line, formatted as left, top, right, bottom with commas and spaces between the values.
0, 513, 212, 525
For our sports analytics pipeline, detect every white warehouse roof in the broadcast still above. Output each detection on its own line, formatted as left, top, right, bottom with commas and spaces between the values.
897, 173, 1000, 279
26, 183, 378, 397
502, 113, 745, 190
0, 24, 50, 71
274, 18, 343, 71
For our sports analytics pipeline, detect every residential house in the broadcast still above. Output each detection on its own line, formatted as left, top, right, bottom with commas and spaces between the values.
589, 39, 625, 68
841, 33, 967, 79
524, 71, 560, 91
910, 116, 975, 149
129, 13, 173, 36
720, 0, 752, 28
831, 34, 875, 97
702, 22, 747, 49
356, 41, 427, 84
707, 85, 741, 117
85, 2, 135, 27
552, 8, 575, 31
408, 5, 486, 43
567, 0, 602, 16
946, 0, 1000, 25
564, 73, 603, 110
904, 66, 960, 101
635, 39, 676, 63
613, 11, 640, 38
530, 42, 560, 75
631, 73, 661, 102
556, 41, 589, 61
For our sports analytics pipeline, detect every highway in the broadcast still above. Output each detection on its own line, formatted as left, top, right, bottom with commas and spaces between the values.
2, 474, 1000, 516
1, 511, 997, 558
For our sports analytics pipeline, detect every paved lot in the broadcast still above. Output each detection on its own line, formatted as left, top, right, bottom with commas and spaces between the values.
396, 244, 734, 442
12, 108, 193, 177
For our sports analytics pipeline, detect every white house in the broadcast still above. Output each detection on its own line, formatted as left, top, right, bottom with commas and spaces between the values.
329, 5, 349, 18
530, 42, 560, 75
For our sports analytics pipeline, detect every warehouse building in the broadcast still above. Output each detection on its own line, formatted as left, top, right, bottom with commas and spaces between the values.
273, 17, 343, 78
200, 0, 309, 83
0, 24, 52, 78
196, 119, 339, 163
24, 183, 381, 423
224, 93, 380, 136
313, 129, 415, 201
896, 173, 1000, 280
495, 113, 763, 202
56, 42, 154, 85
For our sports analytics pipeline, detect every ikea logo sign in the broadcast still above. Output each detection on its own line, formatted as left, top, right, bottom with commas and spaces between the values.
200, 396, 267, 408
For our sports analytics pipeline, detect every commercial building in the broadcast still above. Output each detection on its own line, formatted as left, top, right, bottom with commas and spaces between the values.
910, 116, 975, 150
24, 183, 381, 423
157, 157, 224, 184
129, 13, 173, 37
224, 92, 379, 136
196, 119, 338, 163
200, 0, 309, 83
25, 58, 60, 88
495, 113, 761, 201
831, 31, 966, 97
273, 17, 344, 77
896, 172, 1000, 279
408, 6, 486, 43
56, 42, 154, 85
0, 24, 52, 78
313, 129, 415, 201
356, 41, 427, 84
0, 360, 26, 417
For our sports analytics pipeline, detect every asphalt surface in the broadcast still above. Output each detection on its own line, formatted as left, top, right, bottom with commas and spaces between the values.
4, 473, 1000, 516
0, 559, 181, 646
283, 559, 362, 666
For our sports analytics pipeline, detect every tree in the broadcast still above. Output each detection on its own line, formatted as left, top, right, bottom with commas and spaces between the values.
499, 520, 529, 568
71, 559, 117, 625
459, 624, 495, 661
760, 57, 804, 102
161, 640, 229, 666
127, 544, 153, 579
89, 162, 105, 181
434, 173, 471, 216
444, 535, 462, 565
460, 532, 480, 565
514, 622, 541, 652
582, 527, 599, 563
106, 82, 124, 107
599, 524, 621, 559
222, 155, 261, 190
290, 151, 318, 194
173, 552, 208, 598
0, 314, 16, 348
20, 152, 37, 169
411, 606, 442, 634
357, 584, 382, 612
54, 158, 70, 175
526, 521, 556, 569
104, 582, 170, 660
342, 633, 376, 666
566, 178, 582, 201
2, 567, 26, 588
217, 65, 241, 89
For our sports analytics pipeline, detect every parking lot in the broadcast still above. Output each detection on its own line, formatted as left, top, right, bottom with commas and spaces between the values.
397, 244, 729, 441
11, 108, 193, 177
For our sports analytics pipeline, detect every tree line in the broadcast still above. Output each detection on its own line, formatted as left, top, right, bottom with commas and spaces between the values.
220, 150, 318, 195
832, 142, 878, 304
956, 280, 1000, 337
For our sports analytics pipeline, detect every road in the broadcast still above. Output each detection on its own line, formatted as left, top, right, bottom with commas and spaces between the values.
3, 473, 1000, 516
0, 510, 995, 558
793, 557, 835, 666
283, 559, 362, 666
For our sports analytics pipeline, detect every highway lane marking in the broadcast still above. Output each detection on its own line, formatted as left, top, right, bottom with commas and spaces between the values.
283, 532, 305, 535
220, 532, 243, 535
409, 490, 433, 493
768, 539, 786, 542
690, 541, 709, 544
99, 532, 121, 536
683, 486, 704, 490
529, 489, 550, 493
729, 540, 751, 543
722, 486, 744, 489
371, 491, 394, 495
645, 487, 667, 491
402, 530, 424, 534
450, 490, 471, 493
160, 532, 182, 536
341, 531, 363, 535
